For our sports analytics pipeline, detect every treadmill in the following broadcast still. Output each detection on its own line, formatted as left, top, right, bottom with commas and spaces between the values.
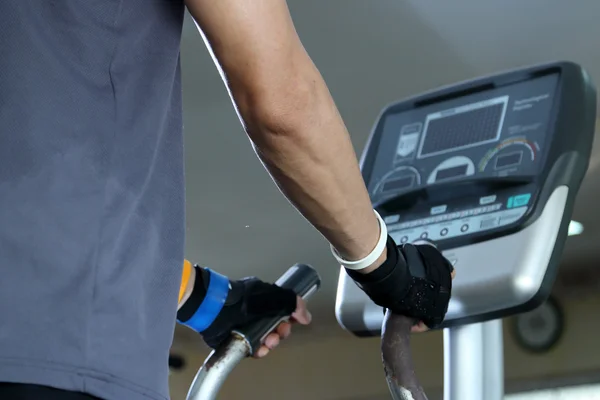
335, 61, 597, 400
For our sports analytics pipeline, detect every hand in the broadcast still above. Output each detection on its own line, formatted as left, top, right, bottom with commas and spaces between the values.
347, 235, 455, 330
197, 274, 310, 351
254, 296, 312, 358
410, 268, 456, 333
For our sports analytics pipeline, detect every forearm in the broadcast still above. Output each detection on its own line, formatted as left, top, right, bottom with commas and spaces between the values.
242, 69, 384, 268
185, 0, 383, 269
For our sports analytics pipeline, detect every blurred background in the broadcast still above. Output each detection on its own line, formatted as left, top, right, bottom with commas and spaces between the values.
169, 1, 600, 398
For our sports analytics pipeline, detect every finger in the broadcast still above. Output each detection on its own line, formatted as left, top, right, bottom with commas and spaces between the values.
291, 296, 312, 325
264, 332, 281, 350
255, 345, 270, 359
411, 321, 430, 333
276, 321, 292, 339
254, 326, 289, 359
451, 269, 457, 280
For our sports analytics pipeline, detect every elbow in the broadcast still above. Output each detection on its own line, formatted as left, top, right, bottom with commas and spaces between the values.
237, 76, 320, 143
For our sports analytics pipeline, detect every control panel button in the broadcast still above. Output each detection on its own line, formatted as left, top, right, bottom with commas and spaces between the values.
479, 195, 497, 205
507, 193, 532, 208
431, 205, 447, 215
384, 214, 400, 224
440, 228, 449, 236
460, 224, 469, 233
400, 236, 409, 244
420, 232, 429, 239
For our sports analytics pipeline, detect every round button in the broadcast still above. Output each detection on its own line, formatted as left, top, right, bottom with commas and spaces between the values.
400, 236, 409, 244
420, 232, 428, 239
460, 224, 469, 233
440, 228, 449, 236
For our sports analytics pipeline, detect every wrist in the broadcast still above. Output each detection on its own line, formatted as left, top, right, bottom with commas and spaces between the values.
177, 266, 231, 333
356, 247, 387, 274
334, 211, 382, 261
331, 210, 387, 272
345, 235, 403, 284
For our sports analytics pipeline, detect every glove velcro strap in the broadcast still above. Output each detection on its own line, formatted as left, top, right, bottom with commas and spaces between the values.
346, 237, 412, 306
177, 268, 230, 333
354, 263, 412, 307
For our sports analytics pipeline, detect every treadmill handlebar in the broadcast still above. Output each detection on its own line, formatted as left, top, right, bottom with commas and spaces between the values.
382, 311, 428, 400
186, 264, 321, 400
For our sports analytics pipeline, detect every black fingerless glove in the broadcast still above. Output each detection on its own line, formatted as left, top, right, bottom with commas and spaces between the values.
177, 266, 297, 349
346, 236, 453, 328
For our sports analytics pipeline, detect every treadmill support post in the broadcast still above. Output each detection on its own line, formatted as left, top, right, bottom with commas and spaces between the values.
443, 319, 504, 400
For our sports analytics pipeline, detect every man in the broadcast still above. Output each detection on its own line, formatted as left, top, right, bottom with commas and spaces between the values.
0, 1, 454, 399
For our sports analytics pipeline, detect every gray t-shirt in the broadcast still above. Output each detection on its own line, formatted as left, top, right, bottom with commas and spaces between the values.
0, 1, 186, 399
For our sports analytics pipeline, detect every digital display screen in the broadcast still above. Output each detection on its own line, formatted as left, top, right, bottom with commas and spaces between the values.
418, 96, 508, 158
435, 164, 468, 181
382, 176, 414, 192
366, 73, 560, 201
495, 151, 523, 169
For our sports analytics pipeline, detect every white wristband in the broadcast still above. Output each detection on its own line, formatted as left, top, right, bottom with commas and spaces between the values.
330, 210, 388, 271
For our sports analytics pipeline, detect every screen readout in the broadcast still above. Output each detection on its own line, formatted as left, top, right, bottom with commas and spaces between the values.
418, 96, 508, 158
495, 151, 523, 169
435, 164, 468, 180
382, 176, 415, 192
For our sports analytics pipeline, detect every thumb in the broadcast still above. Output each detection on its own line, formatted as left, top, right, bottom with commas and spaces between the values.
291, 296, 312, 325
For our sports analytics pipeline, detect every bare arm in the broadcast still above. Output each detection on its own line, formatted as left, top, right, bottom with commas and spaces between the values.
186, 0, 384, 269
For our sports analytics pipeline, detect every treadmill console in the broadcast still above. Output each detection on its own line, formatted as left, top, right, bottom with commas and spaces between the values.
369, 75, 555, 246
336, 62, 596, 336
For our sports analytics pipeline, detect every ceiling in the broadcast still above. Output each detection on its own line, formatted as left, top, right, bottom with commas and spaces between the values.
177, 0, 600, 337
